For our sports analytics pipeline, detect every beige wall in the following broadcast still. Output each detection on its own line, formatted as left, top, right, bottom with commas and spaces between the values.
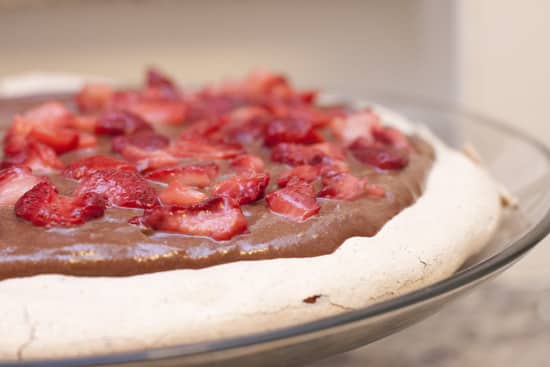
458, 0, 550, 144
0, 0, 457, 100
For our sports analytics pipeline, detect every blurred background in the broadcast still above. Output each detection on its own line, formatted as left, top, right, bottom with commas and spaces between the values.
0, 0, 548, 366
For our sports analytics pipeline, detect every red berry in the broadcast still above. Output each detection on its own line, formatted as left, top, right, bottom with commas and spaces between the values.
144, 163, 219, 186
271, 142, 344, 166
171, 138, 244, 160
230, 154, 265, 174
95, 110, 153, 135
0, 166, 46, 206
75, 83, 114, 113
159, 180, 208, 206
28, 127, 80, 154
15, 181, 105, 227
74, 169, 158, 209
133, 196, 248, 241
265, 180, 320, 222
349, 138, 409, 170
112, 130, 170, 153
318, 173, 367, 200
264, 118, 322, 147
212, 173, 270, 205
277, 165, 320, 187
63, 155, 135, 180
1, 142, 64, 173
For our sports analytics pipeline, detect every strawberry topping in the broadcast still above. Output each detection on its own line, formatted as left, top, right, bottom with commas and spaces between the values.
349, 138, 409, 170
144, 163, 219, 186
75, 83, 114, 113
15, 181, 105, 227
159, 180, 208, 206
27, 127, 79, 154
271, 142, 344, 166
63, 155, 136, 180
318, 172, 368, 200
212, 173, 270, 205
112, 130, 170, 153
277, 165, 320, 187
264, 118, 323, 146
133, 196, 248, 241
95, 110, 153, 135
1, 142, 64, 173
171, 137, 244, 160
230, 154, 266, 174
74, 169, 158, 209
266, 179, 320, 222
0, 166, 46, 206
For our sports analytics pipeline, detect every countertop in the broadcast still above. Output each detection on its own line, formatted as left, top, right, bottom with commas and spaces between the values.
309, 238, 550, 366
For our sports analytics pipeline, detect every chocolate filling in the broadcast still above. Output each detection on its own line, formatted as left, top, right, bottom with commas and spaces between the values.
0, 94, 434, 280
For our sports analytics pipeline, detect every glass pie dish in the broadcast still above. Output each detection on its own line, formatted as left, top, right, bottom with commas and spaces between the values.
1, 93, 549, 367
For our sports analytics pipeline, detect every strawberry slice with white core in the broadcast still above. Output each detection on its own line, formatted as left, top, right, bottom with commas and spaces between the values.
212, 173, 270, 206
133, 196, 248, 241
159, 180, 208, 206
75, 83, 114, 113
277, 165, 320, 187
144, 163, 219, 186
0, 166, 45, 206
265, 179, 320, 222
230, 154, 266, 174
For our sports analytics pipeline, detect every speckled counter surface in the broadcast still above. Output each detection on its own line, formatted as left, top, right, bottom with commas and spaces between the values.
309, 238, 550, 367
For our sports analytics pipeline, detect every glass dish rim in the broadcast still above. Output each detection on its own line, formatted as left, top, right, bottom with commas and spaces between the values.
3, 93, 550, 367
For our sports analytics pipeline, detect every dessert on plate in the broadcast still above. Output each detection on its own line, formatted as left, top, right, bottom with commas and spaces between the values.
0, 69, 502, 360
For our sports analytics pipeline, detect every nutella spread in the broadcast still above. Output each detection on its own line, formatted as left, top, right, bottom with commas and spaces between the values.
0, 70, 434, 280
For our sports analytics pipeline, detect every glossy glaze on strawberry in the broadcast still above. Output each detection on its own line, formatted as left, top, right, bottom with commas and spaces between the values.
0, 68, 434, 279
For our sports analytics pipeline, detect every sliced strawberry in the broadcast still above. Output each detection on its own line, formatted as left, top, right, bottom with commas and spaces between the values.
77, 132, 98, 149
317, 158, 350, 177
371, 125, 412, 151
215, 106, 271, 143
124, 100, 187, 125
3, 102, 74, 152
264, 118, 322, 147
15, 181, 105, 227
75, 83, 114, 113
70, 115, 97, 132
179, 118, 224, 140
318, 172, 367, 200
365, 183, 385, 197
277, 165, 320, 187
112, 130, 170, 153
271, 142, 344, 166
133, 196, 247, 241
159, 180, 208, 206
20, 101, 74, 130
349, 138, 409, 170
265, 179, 320, 222
171, 138, 244, 160
1, 142, 63, 173
95, 110, 153, 135
74, 169, 158, 209
63, 155, 135, 180
144, 163, 219, 186
146, 67, 176, 88
230, 154, 265, 174
331, 109, 380, 144
28, 126, 79, 154
212, 173, 270, 205
119, 145, 178, 172
0, 166, 46, 206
